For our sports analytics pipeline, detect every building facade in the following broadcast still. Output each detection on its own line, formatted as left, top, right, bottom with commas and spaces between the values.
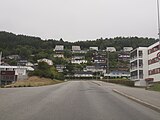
54, 45, 64, 58
148, 42, 160, 83
0, 66, 34, 85
130, 42, 160, 86
130, 47, 148, 86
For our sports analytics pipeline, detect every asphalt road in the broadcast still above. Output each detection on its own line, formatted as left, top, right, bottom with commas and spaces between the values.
0, 81, 160, 120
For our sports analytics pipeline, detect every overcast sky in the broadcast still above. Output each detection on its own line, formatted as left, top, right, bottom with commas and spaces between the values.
0, 0, 159, 41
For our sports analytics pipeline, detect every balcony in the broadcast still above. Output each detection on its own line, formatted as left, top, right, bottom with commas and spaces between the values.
130, 56, 138, 62
130, 66, 138, 71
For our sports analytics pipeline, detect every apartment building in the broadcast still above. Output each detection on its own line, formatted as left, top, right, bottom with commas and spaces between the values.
148, 42, 160, 82
130, 42, 160, 86
130, 47, 148, 86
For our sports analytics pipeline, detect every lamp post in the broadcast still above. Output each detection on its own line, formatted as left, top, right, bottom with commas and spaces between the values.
157, 0, 160, 63
157, 0, 160, 43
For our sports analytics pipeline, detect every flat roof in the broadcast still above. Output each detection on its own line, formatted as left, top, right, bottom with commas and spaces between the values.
0, 66, 34, 71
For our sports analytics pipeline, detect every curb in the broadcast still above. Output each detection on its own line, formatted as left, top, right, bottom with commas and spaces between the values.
113, 89, 160, 113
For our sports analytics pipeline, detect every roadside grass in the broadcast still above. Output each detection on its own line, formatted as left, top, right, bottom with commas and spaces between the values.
148, 83, 160, 92
4, 76, 64, 88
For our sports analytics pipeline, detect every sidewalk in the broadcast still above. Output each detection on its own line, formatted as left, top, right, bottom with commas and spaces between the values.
95, 81, 160, 108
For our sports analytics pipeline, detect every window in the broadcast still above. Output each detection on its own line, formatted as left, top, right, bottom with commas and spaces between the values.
139, 51, 143, 57
148, 57, 159, 65
148, 45, 160, 54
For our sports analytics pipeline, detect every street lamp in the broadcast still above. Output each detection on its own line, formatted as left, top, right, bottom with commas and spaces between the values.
157, 0, 160, 63
157, 0, 160, 43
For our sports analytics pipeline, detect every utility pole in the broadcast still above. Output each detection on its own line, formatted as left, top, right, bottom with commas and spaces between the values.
157, 0, 160, 43
157, 0, 160, 63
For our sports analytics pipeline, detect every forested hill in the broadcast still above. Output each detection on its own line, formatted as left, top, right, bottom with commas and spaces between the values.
0, 31, 158, 56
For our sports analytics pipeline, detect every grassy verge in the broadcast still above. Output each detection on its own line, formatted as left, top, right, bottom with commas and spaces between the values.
102, 79, 134, 87
4, 76, 64, 88
148, 83, 160, 92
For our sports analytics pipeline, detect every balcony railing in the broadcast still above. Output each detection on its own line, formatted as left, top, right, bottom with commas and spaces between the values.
130, 66, 138, 70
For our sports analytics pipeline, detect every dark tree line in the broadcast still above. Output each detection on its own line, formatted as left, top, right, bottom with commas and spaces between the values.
0, 31, 158, 59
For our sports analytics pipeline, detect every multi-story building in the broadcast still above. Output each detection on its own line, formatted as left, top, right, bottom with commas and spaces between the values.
130, 42, 160, 86
148, 42, 160, 83
84, 64, 106, 74
56, 65, 66, 73
104, 71, 130, 78
54, 45, 64, 58
91, 52, 107, 75
92, 52, 106, 63
130, 47, 148, 86
118, 53, 130, 62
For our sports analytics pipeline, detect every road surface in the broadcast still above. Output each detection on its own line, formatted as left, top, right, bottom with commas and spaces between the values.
0, 81, 160, 120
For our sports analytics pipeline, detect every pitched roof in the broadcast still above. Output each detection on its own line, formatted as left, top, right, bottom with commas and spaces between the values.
55, 45, 64, 51
72, 46, 81, 51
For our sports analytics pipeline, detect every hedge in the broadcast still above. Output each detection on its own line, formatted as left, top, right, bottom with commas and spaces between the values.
102, 79, 134, 87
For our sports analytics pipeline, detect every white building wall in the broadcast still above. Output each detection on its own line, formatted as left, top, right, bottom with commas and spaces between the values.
71, 60, 87, 64
142, 48, 149, 80
148, 42, 160, 82
130, 47, 148, 86
130, 42, 160, 86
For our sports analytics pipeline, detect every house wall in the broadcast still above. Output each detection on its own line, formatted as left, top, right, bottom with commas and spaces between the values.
148, 42, 160, 82
130, 42, 160, 86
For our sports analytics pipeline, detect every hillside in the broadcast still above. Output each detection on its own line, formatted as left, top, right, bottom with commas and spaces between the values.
0, 31, 158, 58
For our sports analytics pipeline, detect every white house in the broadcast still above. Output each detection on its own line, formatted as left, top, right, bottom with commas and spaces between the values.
54, 45, 64, 51
104, 71, 130, 78
74, 71, 93, 77
72, 46, 81, 51
89, 47, 98, 51
106, 47, 116, 52
123, 47, 133, 52
54, 45, 64, 58
37, 58, 53, 66
54, 54, 64, 58
84, 65, 106, 74
71, 56, 87, 64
